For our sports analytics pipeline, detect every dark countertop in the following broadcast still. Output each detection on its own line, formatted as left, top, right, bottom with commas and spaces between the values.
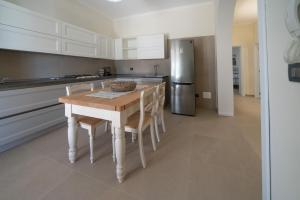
0, 74, 168, 91
115, 74, 168, 78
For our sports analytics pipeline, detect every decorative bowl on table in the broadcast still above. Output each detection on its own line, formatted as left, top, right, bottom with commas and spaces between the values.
110, 81, 137, 92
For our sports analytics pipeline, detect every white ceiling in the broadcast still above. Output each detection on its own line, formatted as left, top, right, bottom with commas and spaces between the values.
77, 0, 211, 20
234, 0, 258, 24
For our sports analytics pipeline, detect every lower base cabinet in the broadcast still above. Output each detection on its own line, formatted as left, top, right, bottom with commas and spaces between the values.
0, 104, 65, 152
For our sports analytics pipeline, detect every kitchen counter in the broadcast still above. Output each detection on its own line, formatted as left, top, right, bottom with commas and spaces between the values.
0, 76, 114, 91
0, 75, 168, 91
115, 74, 168, 78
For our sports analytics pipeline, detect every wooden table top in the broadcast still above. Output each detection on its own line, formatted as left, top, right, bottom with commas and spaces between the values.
59, 85, 153, 111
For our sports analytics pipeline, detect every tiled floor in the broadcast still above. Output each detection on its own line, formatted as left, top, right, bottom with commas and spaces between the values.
0, 95, 261, 200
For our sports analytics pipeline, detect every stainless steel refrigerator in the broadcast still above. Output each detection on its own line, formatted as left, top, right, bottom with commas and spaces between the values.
170, 39, 196, 116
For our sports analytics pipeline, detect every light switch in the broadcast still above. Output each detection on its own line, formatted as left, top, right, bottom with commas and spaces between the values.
203, 92, 212, 99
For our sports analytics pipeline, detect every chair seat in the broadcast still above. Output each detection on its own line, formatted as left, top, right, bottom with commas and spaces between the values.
78, 117, 104, 127
125, 112, 151, 130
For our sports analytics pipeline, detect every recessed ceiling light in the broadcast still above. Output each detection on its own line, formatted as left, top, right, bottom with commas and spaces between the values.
106, 0, 122, 2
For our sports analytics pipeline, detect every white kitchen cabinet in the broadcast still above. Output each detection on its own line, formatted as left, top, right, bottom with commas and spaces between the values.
137, 34, 165, 48
62, 23, 97, 44
98, 36, 114, 59
137, 34, 166, 59
98, 35, 108, 58
0, 104, 65, 151
0, 0, 61, 36
0, 79, 105, 151
62, 39, 98, 58
0, 24, 61, 54
114, 38, 123, 60
115, 34, 166, 60
0, 84, 66, 118
107, 38, 115, 59
137, 47, 165, 60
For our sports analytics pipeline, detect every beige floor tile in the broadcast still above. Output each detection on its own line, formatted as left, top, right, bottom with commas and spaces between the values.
41, 171, 111, 200
0, 95, 261, 200
0, 153, 73, 200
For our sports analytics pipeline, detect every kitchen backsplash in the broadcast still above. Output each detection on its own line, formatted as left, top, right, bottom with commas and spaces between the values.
114, 59, 170, 76
0, 49, 115, 79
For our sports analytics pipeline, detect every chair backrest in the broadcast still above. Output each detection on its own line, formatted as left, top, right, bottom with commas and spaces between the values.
66, 83, 94, 96
138, 87, 156, 130
101, 79, 114, 89
158, 82, 166, 107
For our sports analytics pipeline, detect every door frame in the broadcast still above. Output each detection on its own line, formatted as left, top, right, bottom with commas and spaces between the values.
232, 45, 247, 96
258, 0, 271, 200
254, 43, 261, 98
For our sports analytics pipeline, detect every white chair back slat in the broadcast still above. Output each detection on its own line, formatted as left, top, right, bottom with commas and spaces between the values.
159, 82, 166, 107
138, 87, 156, 131
101, 79, 114, 89
66, 83, 94, 96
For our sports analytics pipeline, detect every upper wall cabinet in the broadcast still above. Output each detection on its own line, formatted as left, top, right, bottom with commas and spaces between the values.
0, 0, 61, 36
98, 36, 115, 59
114, 38, 123, 60
62, 39, 97, 58
62, 23, 97, 44
0, 24, 61, 54
137, 34, 166, 59
115, 34, 166, 60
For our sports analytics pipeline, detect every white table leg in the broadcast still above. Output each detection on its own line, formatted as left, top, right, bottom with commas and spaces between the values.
111, 126, 116, 163
67, 115, 78, 163
115, 126, 126, 183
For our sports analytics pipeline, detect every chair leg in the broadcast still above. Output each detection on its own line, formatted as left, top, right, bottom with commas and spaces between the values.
160, 110, 166, 133
150, 120, 157, 151
154, 115, 160, 143
88, 127, 95, 164
111, 127, 116, 163
105, 121, 109, 132
138, 129, 146, 168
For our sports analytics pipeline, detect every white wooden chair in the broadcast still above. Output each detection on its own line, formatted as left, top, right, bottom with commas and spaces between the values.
66, 83, 106, 164
123, 87, 157, 168
154, 82, 167, 143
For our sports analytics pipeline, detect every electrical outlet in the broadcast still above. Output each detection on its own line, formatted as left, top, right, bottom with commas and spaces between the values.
203, 92, 212, 99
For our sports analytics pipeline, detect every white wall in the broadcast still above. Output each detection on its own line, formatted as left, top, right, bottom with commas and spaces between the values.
113, 2, 215, 39
214, 0, 235, 116
265, 0, 300, 199
232, 23, 258, 95
4, 0, 114, 36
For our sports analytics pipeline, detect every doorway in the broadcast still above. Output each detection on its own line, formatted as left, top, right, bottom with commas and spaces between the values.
232, 46, 241, 95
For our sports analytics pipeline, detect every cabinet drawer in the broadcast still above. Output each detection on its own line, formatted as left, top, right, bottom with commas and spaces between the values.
62, 23, 97, 44
0, 24, 61, 54
62, 39, 98, 58
0, 104, 65, 149
0, 0, 61, 36
0, 85, 66, 118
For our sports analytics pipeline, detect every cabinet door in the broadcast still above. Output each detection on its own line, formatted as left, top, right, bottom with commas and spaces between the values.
98, 35, 108, 58
107, 38, 115, 59
62, 39, 97, 58
137, 34, 165, 59
0, 0, 61, 36
137, 34, 165, 48
114, 38, 123, 60
62, 23, 97, 44
137, 47, 165, 59
0, 24, 61, 54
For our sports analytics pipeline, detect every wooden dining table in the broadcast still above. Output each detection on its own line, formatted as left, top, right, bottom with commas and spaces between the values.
59, 85, 152, 183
